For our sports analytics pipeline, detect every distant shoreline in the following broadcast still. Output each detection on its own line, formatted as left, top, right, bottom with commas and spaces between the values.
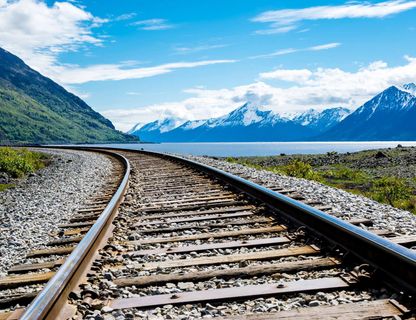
62, 141, 416, 157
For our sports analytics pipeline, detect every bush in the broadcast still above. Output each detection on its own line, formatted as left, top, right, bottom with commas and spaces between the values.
325, 165, 368, 181
370, 176, 412, 206
0, 147, 47, 178
280, 160, 321, 181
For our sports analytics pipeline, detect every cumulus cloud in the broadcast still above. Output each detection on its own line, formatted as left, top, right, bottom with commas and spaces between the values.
0, 0, 105, 73
260, 69, 313, 82
0, 1, 234, 86
252, 0, 416, 34
104, 57, 416, 131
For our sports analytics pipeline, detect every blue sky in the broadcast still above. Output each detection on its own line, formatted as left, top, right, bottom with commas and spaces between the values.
1, 0, 416, 130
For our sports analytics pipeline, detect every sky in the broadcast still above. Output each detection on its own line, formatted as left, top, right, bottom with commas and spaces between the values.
0, 0, 416, 131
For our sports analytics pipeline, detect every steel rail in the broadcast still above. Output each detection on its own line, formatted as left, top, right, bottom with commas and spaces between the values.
20, 149, 130, 320
133, 149, 416, 295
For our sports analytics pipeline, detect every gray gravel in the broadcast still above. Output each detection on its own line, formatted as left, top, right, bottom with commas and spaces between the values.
0, 148, 113, 277
184, 155, 416, 236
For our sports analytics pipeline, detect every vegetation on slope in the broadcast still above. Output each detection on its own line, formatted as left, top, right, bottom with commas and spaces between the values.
226, 146, 416, 214
0, 87, 133, 143
0, 147, 49, 191
0, 48, 137, 144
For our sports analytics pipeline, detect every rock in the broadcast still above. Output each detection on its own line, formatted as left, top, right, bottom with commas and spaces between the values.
178, 282, 195, 290
0, 172, 9, 184
309, 300, 320, 307
375, 151, 387, 159
103, 272, 113, 281
101, 306, 113, 313
239, 260, 251, 268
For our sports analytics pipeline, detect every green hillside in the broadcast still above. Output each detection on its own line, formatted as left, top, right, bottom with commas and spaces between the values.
0, 48, 137, 144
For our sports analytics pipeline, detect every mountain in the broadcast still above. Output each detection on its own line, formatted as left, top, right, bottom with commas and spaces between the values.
401, 83, 416, 96
130, 103, 349, 142
127, 122, 144, 134
0, 48, 136, 144
132, 117, 185, 142
291, 107, 350, 132
320, 84, 416, 141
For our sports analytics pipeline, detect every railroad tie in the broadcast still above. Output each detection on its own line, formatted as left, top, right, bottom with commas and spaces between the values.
115, 245, 321, 271
214, 299, 409, 320
109, 277, 350, 310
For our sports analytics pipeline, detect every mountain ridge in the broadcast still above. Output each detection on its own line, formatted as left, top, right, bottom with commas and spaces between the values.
0, 47, 136, 144
130, 104, 350, 142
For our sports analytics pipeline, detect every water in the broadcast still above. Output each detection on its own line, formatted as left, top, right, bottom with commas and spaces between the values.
81, 141, 416, 157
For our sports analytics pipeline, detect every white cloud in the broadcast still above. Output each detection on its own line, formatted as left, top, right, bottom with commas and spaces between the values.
309, 43, 340, 51
104, 57, 416, 131
254, 25, 297, 35
49, 59, 237, 84
131, 18, 173, 30
251, 42, 340, 59
0, 0, 105, 73
174, 44, 228, 54
115, 12, 136, 21
0, 1, 235, 86
253, 0, 416, 33
260, 69, 313, 82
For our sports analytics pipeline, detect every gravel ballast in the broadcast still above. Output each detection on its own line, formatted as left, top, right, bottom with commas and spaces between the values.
0, 148, 113, 277
184, 155, 416, 237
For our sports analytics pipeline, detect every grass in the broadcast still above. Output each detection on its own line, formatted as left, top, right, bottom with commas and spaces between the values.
0, 183, 13, 191
226, 157, 416, 215
0, 147, 50, 191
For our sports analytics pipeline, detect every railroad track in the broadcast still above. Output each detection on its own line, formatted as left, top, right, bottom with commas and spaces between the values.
0, 148, 415, 319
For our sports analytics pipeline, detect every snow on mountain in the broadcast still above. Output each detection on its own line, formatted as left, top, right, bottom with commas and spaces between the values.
131, 117, 185, 135
400, 83, 416, 96
292, 107, 351, 131
292, 109, 320, 126
178, 119, 207, 130
127, 122, 144, 134
205, 102, 273, 128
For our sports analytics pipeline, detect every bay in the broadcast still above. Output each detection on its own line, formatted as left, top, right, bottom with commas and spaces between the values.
81, 141, 416, 157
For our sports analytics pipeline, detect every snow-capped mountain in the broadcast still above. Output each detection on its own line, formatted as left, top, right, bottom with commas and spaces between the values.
321, 84, 416, 140
127, 122, 144, 134
129, 103, 349, 142
139, 117, 185, 133
292, 107, 351, 131
401, 83, 416, 96
130, 117, 185, 142
179, 119, 207, 130
204, 103, 274, 128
